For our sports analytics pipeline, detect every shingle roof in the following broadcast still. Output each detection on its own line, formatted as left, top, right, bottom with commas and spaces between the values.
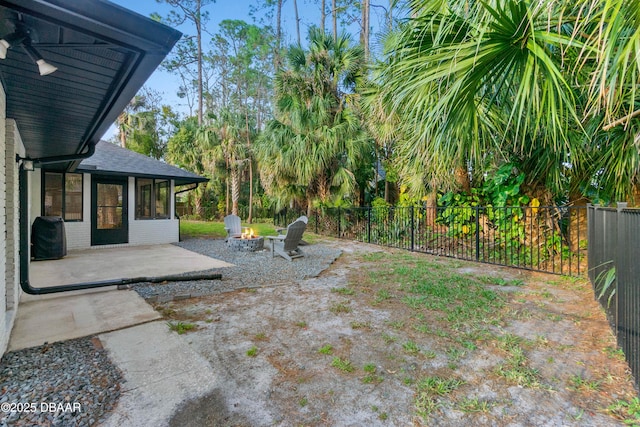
77, 141, 208, 186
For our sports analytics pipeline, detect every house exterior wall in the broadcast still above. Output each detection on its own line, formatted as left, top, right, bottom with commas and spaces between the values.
1, 91, 26, 356
126, 177, 179, 246
30, 173, 180, 250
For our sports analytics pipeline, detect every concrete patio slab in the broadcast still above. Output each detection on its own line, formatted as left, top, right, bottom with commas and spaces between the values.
99, 321, 217, 427
8, 289, 160, 351
28, 244, 233, 292
8, 244, 232, 351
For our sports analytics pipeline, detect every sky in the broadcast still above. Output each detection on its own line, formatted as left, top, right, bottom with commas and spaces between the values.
108, 0, 321, 115
105, 0, 391, 139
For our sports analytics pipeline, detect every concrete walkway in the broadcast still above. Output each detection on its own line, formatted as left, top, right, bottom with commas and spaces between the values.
99, 321, 217, 427
7, 243, 228, 425
8, 288, 160, 351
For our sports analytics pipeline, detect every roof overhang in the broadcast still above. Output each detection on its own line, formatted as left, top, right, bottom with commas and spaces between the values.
0, 0, 181, 170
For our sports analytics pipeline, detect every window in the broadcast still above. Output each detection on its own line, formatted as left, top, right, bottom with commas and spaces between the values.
136, 178, 170, 219
43, 172, 83, 221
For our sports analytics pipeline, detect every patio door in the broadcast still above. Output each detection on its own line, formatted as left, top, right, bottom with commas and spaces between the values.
91, 177, 128, 245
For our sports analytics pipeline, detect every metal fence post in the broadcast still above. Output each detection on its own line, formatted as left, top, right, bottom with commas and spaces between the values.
410, 206, 415, 251
315, 209, 318, 234
475, 206, 480, 261
337, 207, 341, 238
367, 207, 371, 244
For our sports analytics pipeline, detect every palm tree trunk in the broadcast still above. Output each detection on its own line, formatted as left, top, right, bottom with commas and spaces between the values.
248, 161, 254, 223
630, 182, 640, 207
455, 165, 471, 194
568, 189, 589, 252
425, 191, 437, 228
320, 0, 326, 33
231, 165, 240, 216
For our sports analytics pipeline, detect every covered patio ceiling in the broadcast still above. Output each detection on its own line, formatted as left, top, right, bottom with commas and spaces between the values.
0, 0, 181, 171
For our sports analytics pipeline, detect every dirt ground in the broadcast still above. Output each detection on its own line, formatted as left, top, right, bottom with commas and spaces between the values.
157, 239, 638, 426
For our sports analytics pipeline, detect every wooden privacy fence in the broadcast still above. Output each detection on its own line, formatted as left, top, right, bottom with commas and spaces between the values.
276, 205, 587, 277
588, 204, 640, 388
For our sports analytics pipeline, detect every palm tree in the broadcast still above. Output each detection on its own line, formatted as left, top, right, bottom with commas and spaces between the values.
205, 109, 248, 216
378, 0, 640, 206
256, 28, 371, 213
378, 0, 586, 200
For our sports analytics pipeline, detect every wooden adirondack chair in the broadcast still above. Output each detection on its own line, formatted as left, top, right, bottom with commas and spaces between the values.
275, 215, 309, 246
223, 214, 242, 241
266, 220, 307, 261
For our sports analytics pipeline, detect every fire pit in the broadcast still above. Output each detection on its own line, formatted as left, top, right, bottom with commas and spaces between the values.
227, 227, 264, 252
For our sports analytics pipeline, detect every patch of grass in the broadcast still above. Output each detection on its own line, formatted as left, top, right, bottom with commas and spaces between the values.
603, 346, 625, 361
166, 321, 195, 335
180, 220, 276, 238
299, 397, 308, 407
331, 287, 355, 295
351, 321, 371, 329
254, 332, 268, 340
375, 289, 392, 302
378, 412, 388, 421
369, 258, 507, 329
568, 374, 601, 392
446, 347, 466, 362
159, 307, 177, 318
417, 376, 465, 396
329, 301, 352, 314
496, 346, 540, 388
478, 276, 525, 287
381, 333, 397, 344
414, 376, 464, 419
331, 356, 354, 373
246, 346, 258, 357
423, 350, 437, 359
457, 397, 493, 413
402, 340, 420, 355
608, 397, 640, 425
318, 344, 333, 355
363, 363, 377, 373
415, 394, 440, 419
295, 320, 308, 328
387, 320, 404, 329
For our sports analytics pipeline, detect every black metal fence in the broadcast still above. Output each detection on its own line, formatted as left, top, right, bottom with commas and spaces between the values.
276, 205, 587, 277
588, 204, 640, 387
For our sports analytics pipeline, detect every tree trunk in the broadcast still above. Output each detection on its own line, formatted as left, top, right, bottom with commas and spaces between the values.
196, 0, 203, 126
425, 191, 437, 228
455, 165, 471, 194
293, 0, 301, 45
630, 182, 640, 207
274, 0, 283, 70
320, 0, 326, 33
360, 0, 370, 60
568, 189, 589, 253
332, 0, 337, 41
225, 161, 230, 215
231, 164, 240, 216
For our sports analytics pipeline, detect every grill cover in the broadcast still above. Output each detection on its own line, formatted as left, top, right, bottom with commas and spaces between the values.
31, 216, 67, 260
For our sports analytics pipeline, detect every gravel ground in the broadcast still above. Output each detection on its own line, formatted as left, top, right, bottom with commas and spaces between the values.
0, 239, 342, 427
132, 238, 342, 301
0, 338, 122, 427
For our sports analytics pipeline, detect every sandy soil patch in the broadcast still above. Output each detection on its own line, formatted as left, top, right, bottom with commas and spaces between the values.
157, 239, 638, 426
